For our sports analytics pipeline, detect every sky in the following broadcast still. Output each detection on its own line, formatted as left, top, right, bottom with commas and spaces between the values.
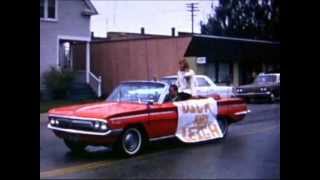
90, 0, 219, 37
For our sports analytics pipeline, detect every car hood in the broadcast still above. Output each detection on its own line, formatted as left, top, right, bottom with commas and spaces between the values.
48, 101, 147, 120
237, 83, 275, 89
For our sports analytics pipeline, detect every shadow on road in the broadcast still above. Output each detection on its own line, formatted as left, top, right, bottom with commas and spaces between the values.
63, 137, 226, 160
246, 99, 280, 104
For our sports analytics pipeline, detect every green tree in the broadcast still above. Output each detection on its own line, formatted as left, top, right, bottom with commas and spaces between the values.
200, 0, 279, 41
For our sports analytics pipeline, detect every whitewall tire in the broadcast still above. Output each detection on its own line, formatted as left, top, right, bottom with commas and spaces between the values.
119, 128, 144, 156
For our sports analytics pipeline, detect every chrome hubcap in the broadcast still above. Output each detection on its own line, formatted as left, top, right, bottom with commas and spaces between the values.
123, 130, 140, 152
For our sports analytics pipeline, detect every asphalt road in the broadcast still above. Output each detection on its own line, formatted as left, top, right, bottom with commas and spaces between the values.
40, 103, 280, 179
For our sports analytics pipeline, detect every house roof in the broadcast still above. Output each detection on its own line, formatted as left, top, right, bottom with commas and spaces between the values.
192, 34, 280, 45
91, 36, 190, 44
107, 31, 171, 37
82, 0, 98, 15
90, 31, 173, 42
89, 31, 279, 63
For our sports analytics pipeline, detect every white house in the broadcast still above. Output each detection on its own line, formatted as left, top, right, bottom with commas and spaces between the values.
40, 0, 100, 96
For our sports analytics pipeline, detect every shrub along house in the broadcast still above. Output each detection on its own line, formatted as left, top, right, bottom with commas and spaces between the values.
73, 28, 280, 97
40, 0, 99, 99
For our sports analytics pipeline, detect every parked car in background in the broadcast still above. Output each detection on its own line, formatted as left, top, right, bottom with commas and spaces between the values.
48, 81, 248, 156
160, 75, 234, 98
234, 73, 280, 102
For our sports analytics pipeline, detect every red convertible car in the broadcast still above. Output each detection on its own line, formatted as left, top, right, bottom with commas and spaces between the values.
48, 81, 249, 156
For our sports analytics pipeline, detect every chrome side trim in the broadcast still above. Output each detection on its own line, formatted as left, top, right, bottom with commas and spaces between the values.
149, 135, 176, 142
48, 124, 123, 136
234, 110, 251, 115
110, 114, 148, 121
236, 92, 271, 96
109, 111, 176, 121
48, 114, 107, 123
151, 111, 176, 116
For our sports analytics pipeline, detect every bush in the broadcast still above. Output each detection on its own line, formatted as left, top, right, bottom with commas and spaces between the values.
43, 67, 75, 99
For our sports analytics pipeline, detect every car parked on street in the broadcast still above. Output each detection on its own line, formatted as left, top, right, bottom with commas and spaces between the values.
48, 81, 248, 156
160, 75, 234, 98
234, 73, 280, 102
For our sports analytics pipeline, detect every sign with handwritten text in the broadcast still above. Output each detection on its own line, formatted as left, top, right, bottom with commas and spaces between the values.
173, 98, 223, 143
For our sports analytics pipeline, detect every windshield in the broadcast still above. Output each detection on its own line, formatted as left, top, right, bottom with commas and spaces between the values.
106, 82, 166, 104
254, 75, 277, 84
196, 77, 211, 87
160, 76, 215, 87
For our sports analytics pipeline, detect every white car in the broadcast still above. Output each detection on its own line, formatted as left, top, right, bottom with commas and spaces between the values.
160, 75, 234, 98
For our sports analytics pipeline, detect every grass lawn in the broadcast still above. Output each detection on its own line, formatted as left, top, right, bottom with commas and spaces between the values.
40, 99, 102, 113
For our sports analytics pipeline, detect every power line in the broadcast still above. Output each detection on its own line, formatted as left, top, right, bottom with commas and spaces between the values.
113, 1, 117, 26
186, 3, 200, 34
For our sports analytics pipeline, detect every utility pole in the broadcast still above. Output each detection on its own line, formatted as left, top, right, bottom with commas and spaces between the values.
186, 3, 199, 34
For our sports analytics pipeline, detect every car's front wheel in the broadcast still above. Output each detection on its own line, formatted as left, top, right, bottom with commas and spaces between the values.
117, 127, 144, 156
63, 140, 87, 153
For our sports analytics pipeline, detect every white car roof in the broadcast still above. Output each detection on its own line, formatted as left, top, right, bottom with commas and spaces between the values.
161, 74, 209, 79
120, 80, 168, 87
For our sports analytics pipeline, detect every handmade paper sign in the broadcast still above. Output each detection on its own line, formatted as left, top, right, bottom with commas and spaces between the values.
173, 98, 223, 143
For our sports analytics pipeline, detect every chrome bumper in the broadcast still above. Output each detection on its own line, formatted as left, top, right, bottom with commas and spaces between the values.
234, 110, 251, 115
235, 91, 271, 97
48, 124, 123, 136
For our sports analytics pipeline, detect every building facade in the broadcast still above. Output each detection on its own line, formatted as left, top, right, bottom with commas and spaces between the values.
73, 31, 280, 96
40, 0, 97, 89
184, 34, 280, 86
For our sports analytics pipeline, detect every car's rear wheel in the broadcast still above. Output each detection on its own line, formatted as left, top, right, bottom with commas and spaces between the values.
63, 140, 87, 153
217, 118, 229, 138
117, 127, 144, 156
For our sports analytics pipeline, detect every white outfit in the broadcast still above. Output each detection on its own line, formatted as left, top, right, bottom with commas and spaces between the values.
176, 69, 197, 96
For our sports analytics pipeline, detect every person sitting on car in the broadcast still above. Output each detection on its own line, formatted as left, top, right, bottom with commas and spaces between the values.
176, 58, 198, 100
164, 84, 182, 102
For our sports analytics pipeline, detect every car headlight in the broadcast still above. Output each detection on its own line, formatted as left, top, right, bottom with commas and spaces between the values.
49, 118, 60, 126
237, 88, 243, 93
93, 121, 108, 131
93, 121, 101, 129
260, 87, 267, 92
101, 124, 107, 130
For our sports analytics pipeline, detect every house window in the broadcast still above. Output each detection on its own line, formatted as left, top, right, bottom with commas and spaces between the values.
48, 0, 56, 18
40, 0, 44, 18
218, 63, 230, 84
40, 0, 57, 20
